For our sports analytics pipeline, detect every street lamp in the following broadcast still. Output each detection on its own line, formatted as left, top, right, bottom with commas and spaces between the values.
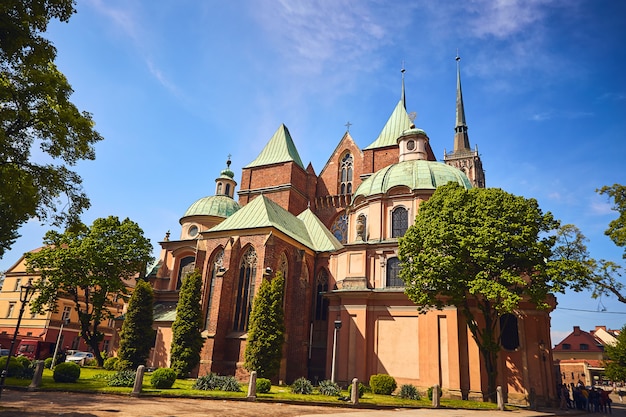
330, 319, 342, 383
50, 317, 70, 368
0, 279, 37, 399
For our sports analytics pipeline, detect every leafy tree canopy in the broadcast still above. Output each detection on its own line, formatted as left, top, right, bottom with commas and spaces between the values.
598, 184, 626, 258
398, 183, 561, 401
25, 216, 153, 366
604, 324, 626, 382
0, 0, 103, 259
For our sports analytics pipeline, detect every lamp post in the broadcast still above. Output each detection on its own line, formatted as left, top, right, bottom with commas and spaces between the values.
330, 319, 342, 383
50, 318, 70, 368
0, 279, 36, 399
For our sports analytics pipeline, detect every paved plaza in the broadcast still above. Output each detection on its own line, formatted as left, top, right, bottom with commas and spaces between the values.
1, 389, 625, 417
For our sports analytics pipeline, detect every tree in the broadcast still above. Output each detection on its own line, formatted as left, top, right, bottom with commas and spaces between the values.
604, 324, 626, 382
398, 183, 559, 402
170, 269, 204, 377
117, 279, 156, 370
0, 0, 103, 259
25, 216, 153, 366
244, 271, 285, 379
598, 184, 626, 258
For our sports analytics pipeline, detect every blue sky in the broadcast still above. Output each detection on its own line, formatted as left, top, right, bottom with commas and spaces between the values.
2, 0, 625, 344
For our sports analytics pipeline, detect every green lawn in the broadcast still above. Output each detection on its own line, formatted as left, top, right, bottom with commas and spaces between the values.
4, 367, 501, 410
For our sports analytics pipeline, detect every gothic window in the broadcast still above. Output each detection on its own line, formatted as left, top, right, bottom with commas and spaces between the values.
499, 313, 520, 350
205, 249, 224, 329
391, 206, 408, 237
386, 257, 403, 287
339, 153, 353, 195
314, 270, 329, 321
233, 247, 257, 332
331, 212, 348, 244
177, 256, 195, 290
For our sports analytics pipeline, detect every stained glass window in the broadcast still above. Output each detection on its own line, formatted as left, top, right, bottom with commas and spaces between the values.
331, 212, 348, 244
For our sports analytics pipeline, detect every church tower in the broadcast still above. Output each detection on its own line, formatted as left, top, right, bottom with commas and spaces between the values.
444, 54, 486, 188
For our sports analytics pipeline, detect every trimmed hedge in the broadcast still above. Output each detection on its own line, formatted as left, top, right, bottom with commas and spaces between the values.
256, 378, 271, 393
151, 368, 177, 389
369, 374, 397, 395
53, 362, 81, 382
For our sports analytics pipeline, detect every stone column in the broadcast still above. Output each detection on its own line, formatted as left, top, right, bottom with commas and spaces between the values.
131, 365, 145, 397
247, 371, 257, 401
28, 361, 45, 391
497, 386, 504, 410
350, 378, 359, 405
432, 384, 440, 408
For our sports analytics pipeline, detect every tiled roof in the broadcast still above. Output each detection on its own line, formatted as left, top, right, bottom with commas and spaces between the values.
209, 195, 340, 252
364, 99, 411, 150
244, 124, 304, 169
554, 326, 604, 352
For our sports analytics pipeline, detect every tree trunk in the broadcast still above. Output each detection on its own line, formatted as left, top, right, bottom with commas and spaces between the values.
479, 346, 498, 402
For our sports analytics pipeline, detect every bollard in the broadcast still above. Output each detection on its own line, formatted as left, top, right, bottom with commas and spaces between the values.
432, 384, 440, 408
131, 365, 145, 397
247, 371, 257, 401
28, 360, 45, 391
497, 386, 504, 410
350, 378, 359, 405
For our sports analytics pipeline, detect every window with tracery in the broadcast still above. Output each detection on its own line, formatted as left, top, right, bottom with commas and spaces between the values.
233, 247, 257, 332
205, 249, 223, 329
314, 270, 329, 321
386, 257, 403, 287
331, 212, 348, 244
391, 207, 409, 237
177, 256, 195, 290
339, 153, 353, 195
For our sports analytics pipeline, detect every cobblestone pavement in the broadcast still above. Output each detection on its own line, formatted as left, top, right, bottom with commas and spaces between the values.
0, 389, 624, 417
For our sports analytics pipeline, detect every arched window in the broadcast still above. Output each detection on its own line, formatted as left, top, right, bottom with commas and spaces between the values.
339, 153, 353, 195
386, 257, 403, 287
391, 207, 408, 238
233, 247, 257, 332
205, 249, 223, 329
331, 212, 348, 244
314, 270, 329, 321
177, 256, 195, 290
225, 184, 231, 196
499, 313, 520, 350
216, 182, 223, 194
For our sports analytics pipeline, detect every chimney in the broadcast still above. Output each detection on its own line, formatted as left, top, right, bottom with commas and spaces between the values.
573, 326, 581, 336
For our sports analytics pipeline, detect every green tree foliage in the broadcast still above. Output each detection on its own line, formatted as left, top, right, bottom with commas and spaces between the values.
170, 269, 204, 377
604, 324, 626, 382
598, 184, 626, 257
0, 0, 103, 259
243, 271, 285, 379
398, 183, 560, 402
117, 279, 156, 370
25, 216, 153, 366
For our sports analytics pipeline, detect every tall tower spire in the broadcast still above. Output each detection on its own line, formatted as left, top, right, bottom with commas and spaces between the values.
444, 52, 486, 188
454, 53, 470, 151
401, 63, 406, 110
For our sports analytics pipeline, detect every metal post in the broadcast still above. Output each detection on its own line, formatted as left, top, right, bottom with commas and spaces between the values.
330, 319, 341, 383
0, 280, 36, 400
50, 318, 69, 368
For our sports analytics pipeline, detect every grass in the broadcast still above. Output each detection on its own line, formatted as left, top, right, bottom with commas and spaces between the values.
4, 367, 501, 411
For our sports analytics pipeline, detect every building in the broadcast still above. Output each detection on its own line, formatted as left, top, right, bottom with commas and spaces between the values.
0, 250, 123, 358
147, 60, 555, 405
553, 325, 619, 387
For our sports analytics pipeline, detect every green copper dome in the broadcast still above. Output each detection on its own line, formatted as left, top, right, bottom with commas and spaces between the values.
182, 195, 240, 219
353, 160, 472, 200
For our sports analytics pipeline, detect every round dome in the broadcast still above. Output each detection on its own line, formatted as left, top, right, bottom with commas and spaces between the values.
353, 160, 472, 200
182, 195, 240, 220
219, 168, 235, 179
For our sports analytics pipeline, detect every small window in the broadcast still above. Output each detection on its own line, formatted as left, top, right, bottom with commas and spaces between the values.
580, 343, 589, 350
562, 343, 571, 350
61, 306, 71, 322
391, 207, 408, 237
6, 302, 15, 318
386, 257, 403, 287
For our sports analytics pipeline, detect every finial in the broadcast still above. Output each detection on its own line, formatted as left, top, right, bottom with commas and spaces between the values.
456, 49, 460, 62
345, 121, 352, 132
401, 61, 406, 109
226, 154, 232, 168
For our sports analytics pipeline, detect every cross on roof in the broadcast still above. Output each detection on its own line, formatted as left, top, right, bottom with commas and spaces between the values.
345, 121, 352, 132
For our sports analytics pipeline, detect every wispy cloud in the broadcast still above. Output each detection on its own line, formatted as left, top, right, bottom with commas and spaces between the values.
597, 92, 626, 101
530, 109, 593, 121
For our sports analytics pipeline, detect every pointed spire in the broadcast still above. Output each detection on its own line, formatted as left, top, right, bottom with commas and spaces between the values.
401, 62, 406, 110
453, 52, 471, 151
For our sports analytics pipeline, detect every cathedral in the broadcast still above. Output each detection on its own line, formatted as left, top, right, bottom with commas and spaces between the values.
146, 60, 555, 405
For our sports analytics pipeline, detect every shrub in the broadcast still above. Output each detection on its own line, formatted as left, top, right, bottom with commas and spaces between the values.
399, 384, 420, 400
115, 359, 133, 371
103, 357, 119, 370
84, 358, 98, 367
291, 377, 313, 394
151, 368, 177, 389
220, 375, 242, 392
53, 362, 81, 382
427, 385, 442, 400
15, 356, 31, 368
256, 378, 271, 394
193, 373, 223, 390
44, 357, 54, 369
369, 374, 397, 395
108, 370, 137, 387
0, 357, 25, 378
349, 382, 366, 398
318, 379, 341, 396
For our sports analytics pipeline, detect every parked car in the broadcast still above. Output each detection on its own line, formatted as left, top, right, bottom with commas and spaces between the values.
65, 351, 94, 366
0, 349, 10, 356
